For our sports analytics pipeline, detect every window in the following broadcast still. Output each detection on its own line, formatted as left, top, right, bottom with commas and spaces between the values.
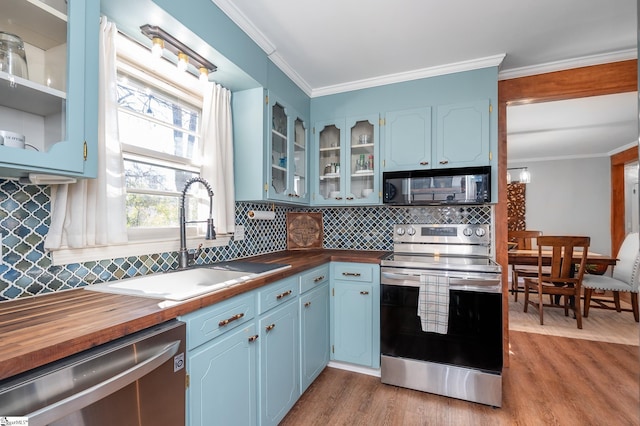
49, 32, 232, 266
116, 34, 213, 242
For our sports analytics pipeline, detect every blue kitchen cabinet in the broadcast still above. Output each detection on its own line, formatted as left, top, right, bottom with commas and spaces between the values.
0, 0, 98, 178
258, 298, 299, 426
434, 99, 491, 168
234, 88, 309, 205
383, 107, 432, 172
180, 292, 258, 426
187, 324, 258, 426
313, 115, 380, 206
299, 264, 330, 392
268, 94, 309, 204
330, 262, 380, 368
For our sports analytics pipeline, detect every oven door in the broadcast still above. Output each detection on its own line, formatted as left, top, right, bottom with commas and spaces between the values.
380, 267, 502, 373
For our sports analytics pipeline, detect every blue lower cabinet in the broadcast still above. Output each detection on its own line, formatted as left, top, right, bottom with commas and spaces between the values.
258, 300, 299, 426
187, 323, 258, 426
330, 262, 380, 368
300, 282, 330, 392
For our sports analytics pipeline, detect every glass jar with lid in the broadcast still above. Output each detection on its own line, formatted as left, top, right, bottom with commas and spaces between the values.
0, 32, 29, 78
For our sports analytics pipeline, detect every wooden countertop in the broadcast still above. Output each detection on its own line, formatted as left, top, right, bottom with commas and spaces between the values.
0, 250, 387, 381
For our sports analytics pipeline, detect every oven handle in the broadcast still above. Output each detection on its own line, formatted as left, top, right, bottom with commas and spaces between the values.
381, 271, 501, 293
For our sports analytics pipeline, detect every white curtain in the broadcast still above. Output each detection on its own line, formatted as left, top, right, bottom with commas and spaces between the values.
45, 18, 128, 250
200, 83, 235, 234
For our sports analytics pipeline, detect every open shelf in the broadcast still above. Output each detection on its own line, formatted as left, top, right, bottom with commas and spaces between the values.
2, 0, 67, 50
0, 71, 65, 116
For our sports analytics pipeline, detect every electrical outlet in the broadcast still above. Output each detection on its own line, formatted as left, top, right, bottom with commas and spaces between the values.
234, 225, 245, 241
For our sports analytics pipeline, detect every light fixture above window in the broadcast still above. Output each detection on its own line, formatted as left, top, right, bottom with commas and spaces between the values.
507, 167, 531, 184
140, 24, 217, 79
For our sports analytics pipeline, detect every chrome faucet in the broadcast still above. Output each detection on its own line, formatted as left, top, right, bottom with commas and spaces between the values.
178, 177, 216, 269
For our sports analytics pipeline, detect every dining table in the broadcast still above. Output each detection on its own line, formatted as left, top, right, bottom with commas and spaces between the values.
507, 248, 618, 269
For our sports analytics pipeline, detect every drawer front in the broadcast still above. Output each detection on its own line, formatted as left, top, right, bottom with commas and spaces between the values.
182, 292, 255, 350
258, 276, 299, 315
332, 262, 375, 283
299, 264, 330, 294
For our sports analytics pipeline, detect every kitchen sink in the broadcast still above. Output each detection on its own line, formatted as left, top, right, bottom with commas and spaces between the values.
85, 262, 291, 301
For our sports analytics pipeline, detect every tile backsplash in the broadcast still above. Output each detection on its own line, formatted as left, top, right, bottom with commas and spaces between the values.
0, 179, 491, 300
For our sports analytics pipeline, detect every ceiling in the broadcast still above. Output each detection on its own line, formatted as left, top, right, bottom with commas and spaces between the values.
211, 0, 637, 160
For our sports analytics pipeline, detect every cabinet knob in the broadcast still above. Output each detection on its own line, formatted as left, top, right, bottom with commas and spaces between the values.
419, 161, 429, 166
304, 301, 311, 308
360, 291, 370, 295
313, 275, 325, 283
266, 323, 276, 332
218, 313, 244, 327
276, 289, 292, 300
248, 335, 259, 342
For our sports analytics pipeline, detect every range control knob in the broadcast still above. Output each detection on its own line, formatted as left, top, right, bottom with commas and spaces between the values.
396, 227, 405, 236
462, 228, 474, 237
475, 227, 486, 237
406, 226, 416, 236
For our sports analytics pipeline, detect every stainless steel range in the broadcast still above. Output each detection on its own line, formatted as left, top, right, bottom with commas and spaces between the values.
380, 224, 503, 407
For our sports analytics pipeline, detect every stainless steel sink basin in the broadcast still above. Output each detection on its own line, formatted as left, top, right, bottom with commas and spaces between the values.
85, 262, 290, 301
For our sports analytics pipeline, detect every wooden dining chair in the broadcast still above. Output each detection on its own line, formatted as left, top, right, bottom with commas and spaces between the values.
583, 232, 639, 322
508, 230, 544, 301
523, 236, 590, 329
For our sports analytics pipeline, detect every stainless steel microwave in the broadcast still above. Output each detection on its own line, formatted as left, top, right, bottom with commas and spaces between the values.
382, 166, 491, 205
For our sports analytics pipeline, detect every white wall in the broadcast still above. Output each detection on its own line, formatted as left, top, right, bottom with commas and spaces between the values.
510, 157, 611, 255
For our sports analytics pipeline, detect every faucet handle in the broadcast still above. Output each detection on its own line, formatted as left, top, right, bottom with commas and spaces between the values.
188, 243, 204, 266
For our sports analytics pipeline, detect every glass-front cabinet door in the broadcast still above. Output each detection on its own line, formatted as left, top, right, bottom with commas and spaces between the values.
314, 116, 379, 205
315, 121, 343, 204
292, 116, 308, 201
0, 0, 98, 178
347, 116, 379, 204
269, 101, 290, 201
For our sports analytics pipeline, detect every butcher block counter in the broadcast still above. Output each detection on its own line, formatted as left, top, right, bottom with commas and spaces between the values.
0, 250, 386, 381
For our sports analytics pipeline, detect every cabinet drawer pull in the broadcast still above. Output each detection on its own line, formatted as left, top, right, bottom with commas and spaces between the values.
419, 161, 429, 165
266, 323, 276, 332
439, 160, 449, 165
218, 313, 244, 327
304, 301, 311, 308
360, 291, 370, 295
334, 196, 343, 200
313, 275, 325, 283
346, 197, 354, 200
248, 335, 259, 342
276, 290, 292, 300
342, 272, 361, 277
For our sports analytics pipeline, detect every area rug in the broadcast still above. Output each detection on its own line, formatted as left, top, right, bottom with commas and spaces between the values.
508, 295, 639, 346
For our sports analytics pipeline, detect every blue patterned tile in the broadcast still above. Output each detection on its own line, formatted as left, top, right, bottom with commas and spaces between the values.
0, 178, 493, 300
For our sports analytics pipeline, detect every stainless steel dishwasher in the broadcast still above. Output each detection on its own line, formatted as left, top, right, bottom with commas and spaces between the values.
0, 320, 186, 426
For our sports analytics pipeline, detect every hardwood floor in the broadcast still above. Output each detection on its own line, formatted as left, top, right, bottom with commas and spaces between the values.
281, 331, 640, 426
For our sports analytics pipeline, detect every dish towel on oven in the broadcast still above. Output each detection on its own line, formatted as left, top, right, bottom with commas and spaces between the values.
418, 274, 450, 334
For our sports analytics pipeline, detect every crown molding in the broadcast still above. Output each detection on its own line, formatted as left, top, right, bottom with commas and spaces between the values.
311, 54, 506, 98
211, 0, 276, 55
498, 49, 637, 81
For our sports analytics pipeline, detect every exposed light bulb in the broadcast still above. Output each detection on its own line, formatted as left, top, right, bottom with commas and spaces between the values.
151, 37, 164, 58
519, 168, 531, 184
177, 52, 189, 72
199, 67, 209, 83
506, 171, 512, 184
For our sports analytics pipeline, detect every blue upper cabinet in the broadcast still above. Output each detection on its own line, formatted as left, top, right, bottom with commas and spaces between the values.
434, 99, 491, 168
268, 95, 309, 204
234, 89, 310, 205
383, 107, 432, 171
313, 114, 380, 206
0, 0, 99, 178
